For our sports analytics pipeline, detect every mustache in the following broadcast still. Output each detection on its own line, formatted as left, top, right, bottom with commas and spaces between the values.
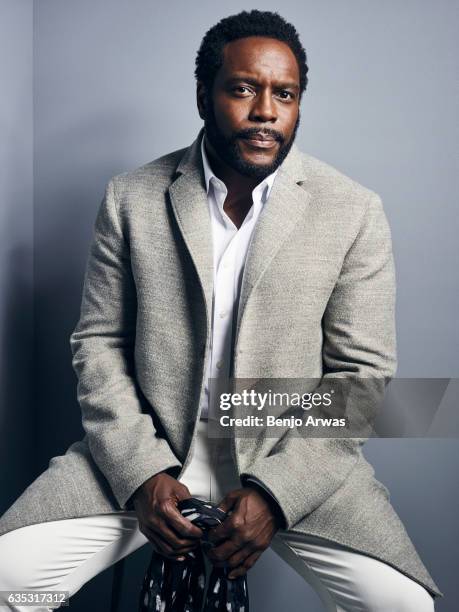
234, 127, 285, 143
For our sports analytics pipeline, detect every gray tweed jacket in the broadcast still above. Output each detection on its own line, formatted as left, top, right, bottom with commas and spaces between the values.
0, 129, 442, 599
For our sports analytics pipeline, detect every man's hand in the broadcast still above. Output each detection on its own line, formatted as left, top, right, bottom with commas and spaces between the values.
206, 487, 283, 579
131, 472, 203, 561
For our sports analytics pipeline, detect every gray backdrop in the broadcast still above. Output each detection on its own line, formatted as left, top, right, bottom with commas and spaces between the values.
1, 0, 458, 610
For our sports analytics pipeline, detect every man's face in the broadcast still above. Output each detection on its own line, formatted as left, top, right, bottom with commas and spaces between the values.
199, 36, 301, 180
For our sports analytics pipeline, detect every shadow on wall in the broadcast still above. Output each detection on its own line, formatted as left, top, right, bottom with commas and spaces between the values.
32, 110, 141, 473
33, 258, 87, 472
0, 246, 34, 514
0, 109, 152, 513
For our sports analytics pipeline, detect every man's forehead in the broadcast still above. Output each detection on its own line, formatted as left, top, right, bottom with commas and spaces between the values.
219, 36, 299, 82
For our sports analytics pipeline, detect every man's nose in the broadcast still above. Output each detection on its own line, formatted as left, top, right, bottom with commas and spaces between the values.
248, 89, 277, 123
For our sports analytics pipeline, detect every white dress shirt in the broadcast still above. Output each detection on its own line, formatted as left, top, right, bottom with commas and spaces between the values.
199, 134, 278, 421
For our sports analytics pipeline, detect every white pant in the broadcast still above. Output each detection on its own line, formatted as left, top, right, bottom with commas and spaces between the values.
0, 421, 434, 611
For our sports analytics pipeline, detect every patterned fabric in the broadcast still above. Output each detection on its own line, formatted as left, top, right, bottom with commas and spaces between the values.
138, 497, 249, 611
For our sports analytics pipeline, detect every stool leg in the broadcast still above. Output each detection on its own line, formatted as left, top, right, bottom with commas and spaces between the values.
110, 558, 125, 612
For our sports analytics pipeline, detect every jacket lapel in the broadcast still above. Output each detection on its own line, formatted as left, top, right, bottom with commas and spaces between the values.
234, 144, 312, 348
168, 130, 313, 351
168, 130, 214, 319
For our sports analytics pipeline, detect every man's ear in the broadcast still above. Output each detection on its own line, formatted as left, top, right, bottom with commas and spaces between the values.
196, 81, 208, 120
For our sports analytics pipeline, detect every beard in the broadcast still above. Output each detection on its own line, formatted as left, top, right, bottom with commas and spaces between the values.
203, 101, 300, 181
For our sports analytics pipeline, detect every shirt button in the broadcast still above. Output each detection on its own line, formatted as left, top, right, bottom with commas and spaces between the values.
216, 360, 223, 369
219, 311, 228, 318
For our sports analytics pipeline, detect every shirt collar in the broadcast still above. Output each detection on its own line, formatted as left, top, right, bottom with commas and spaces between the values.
200, 133, 278, 204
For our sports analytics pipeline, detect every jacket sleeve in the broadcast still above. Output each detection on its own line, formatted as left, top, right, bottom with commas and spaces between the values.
239, 191, 397, 530
70, 178, 182, 510
243, 476, 288, 529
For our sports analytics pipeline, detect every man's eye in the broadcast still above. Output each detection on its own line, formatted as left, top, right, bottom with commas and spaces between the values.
278, 90, 295, 100
233, 86, 253, 96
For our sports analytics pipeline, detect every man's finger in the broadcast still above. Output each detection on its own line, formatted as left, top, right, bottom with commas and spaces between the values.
143, 517, 200, 553
216, 491, 238, 514
228, 551, 262, 579
206, 538, 241, 564
158, 499, 204, 539
156, 518, 201, 551
208, 507, 243, 543
207, 519, 234, 545
224, 542, 258, 570
141, 525, 176, 557
142, 524, 195, 558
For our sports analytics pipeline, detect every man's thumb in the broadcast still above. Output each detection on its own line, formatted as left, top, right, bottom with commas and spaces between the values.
175, 483, 192, 501
217, 492, 237, 514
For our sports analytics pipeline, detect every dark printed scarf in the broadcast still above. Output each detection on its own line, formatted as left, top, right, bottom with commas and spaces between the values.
138, 497, 249, 611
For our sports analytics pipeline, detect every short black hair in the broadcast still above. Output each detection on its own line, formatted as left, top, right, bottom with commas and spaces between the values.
195, 10, 309, 98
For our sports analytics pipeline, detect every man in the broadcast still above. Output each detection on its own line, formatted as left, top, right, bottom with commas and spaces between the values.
0, 10, 442, 611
